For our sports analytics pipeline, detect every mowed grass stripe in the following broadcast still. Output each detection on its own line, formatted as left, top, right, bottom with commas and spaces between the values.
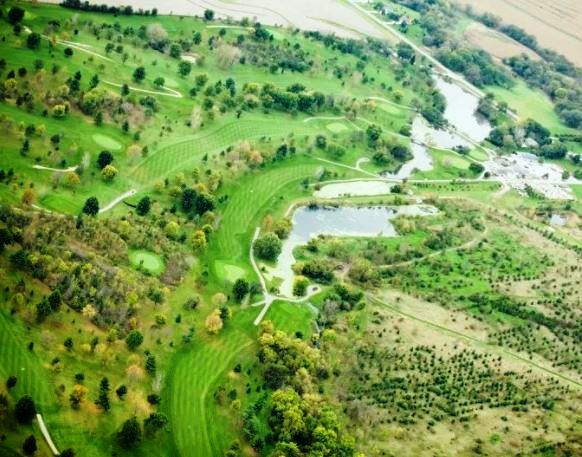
0, 311, 52, 408
130, 117, 318, 184
167, 329, 252, 457
215, 162, 316, 260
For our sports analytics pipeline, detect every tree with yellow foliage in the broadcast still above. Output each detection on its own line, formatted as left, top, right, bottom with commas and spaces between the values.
21, 188, 36, 205
205, 309, 223, 334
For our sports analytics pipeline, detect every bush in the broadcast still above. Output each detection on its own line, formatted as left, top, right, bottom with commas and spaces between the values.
125, 330, 144, 350
118, 417, 142, 449
8, 7, 25, 25
253, 232, 282, 261
15, 396, 36, 424
26, 32, 41, 50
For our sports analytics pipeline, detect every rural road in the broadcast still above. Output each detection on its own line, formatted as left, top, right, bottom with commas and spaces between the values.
346, 0, 519, 121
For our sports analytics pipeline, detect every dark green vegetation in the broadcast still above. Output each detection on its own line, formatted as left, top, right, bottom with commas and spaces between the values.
0, 1, 581, 457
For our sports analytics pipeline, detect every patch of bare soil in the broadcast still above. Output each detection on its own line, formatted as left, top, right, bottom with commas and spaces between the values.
464, 22, 540, 61
455, 0, 582, 66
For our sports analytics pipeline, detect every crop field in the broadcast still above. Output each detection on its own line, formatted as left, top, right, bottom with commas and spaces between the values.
463, 21, 540, 61
43, 0, 389, 40
454, 0, 582, 66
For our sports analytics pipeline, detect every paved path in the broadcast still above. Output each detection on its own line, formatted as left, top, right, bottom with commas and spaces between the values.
367, 96, 415, 111
250, 227, 322, 326
99, 189, 137, 214
346, 0, 518, 120
33, 165, 77, 173
380, 227, 490, 269
37, 414, 59, 455
103, 80, 183, 98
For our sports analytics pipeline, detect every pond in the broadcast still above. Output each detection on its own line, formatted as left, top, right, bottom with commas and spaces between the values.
549, 214, 567, 227
267, 205, 438, 297
433, 74, 491, 143
382, 75, 491, 180
313, 180, 393, 198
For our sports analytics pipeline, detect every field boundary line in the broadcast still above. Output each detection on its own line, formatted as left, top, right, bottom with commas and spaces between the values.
367, 294, 582, 389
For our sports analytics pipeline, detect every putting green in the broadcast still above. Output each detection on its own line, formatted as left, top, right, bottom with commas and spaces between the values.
92, 133, 122, 151
326, 122, 348, 133
378, 103, 402, 115
128, 249, 165, 275
215, 261, 246, 282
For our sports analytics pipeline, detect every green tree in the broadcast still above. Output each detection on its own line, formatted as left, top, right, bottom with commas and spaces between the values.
64, 337, 74, 351
153, 77, 165, 88
118, 416, 142, 449
6, 375, 17, 389
26, 32, 41, 50
8, 7, 25, 25
125, 330, 144, 351
133, 66, 146, 82
22, 435, 37, 455
204, 9, 215, 21
136, 196, 151, 216
116, 385, 128, 398
253, 232, 282, 261
232, 278, 249, 302
366, 124, 382, 147
145, 354, 156, 375
169, 43, 181, 58
293, 276, 309, 297
64, 47, 73, 58
15, 396, 36, 424
82, 197, 100, 217
89, 74, 100, 89
469, 162, 485, 174
144, 412, 168, 435
97, 150, 114, 169
178, 61, 192, 77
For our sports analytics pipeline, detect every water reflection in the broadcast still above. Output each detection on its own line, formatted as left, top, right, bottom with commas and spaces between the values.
268, 205, 438, 297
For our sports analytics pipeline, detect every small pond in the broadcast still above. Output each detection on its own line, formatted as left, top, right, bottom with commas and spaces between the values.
549, 214, 567, 227
268, 205, 438, 297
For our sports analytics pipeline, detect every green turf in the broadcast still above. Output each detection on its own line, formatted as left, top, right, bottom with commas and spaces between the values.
326, 122, 349, 133
92, 133, 123, 151
490, 81, 574, 134
128, 249, 165, 275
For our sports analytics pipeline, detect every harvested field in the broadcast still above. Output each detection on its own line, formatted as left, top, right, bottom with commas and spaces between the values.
464, 22, 540, 61
44, 0, 388, 39
455, 0, 582, 66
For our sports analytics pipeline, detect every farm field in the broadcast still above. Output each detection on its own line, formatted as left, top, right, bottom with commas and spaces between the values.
463, 21, 540, 61
0, 0, 581, 457
43, 0, 389, 40
454, 0, 582, 66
